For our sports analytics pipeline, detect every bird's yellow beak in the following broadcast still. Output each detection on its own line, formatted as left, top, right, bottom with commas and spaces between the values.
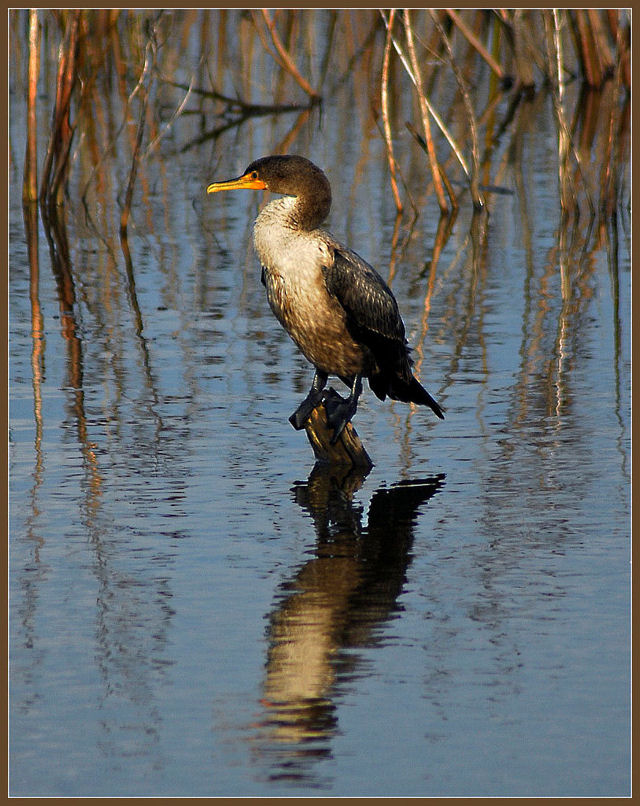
207, 172, 267, 194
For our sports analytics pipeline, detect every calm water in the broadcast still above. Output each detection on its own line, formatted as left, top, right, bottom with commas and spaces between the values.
9, 12, 630, 796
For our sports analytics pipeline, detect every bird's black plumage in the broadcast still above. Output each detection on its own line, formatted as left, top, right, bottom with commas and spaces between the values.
323, 248, 443, 418
207, 155, 444, 439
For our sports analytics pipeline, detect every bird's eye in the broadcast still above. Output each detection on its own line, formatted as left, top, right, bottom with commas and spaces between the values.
251, 171, 258, 180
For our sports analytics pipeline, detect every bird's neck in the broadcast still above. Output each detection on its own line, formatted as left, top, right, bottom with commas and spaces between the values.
295, 185, 331, 231
260, 188, 330, 233
253, 197, 332, 275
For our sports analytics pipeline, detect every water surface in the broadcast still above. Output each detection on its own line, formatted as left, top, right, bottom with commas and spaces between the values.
9, 11, 630, 796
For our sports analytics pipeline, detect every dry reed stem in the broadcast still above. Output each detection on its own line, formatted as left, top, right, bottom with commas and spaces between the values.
120, 92, 147, 236
40, 10, 81, 205
572, 11, 597, 86
598, 19, 625, 218
24, 200, 45, 457
380, 12, 471, 185
404, 9, 448, 213
569, 9, 612, 89
546, 10, 576, 217
380, 9, 403, 213
549, 11, 596, 223
120, 36, 154, 236
445, 9, 505, 82
23, 9, 39, 204
587, 9, 614, 79
429, 10, 484, 210
257, 10, 319, 100
511, 10, 536, 89
385, 211, 403, 288
412, 220, 441, 389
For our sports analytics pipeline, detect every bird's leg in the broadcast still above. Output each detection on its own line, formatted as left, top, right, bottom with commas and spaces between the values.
289, 370, 328, 430
324, 375, 362, 443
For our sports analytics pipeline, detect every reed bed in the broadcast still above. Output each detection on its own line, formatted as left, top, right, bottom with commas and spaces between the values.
13, 9, 629, 225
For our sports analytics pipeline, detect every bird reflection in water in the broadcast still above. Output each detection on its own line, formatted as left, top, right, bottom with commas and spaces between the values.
252, 463, 445, 783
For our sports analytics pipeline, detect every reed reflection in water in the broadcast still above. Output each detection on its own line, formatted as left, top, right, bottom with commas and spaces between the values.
9, 7, 629, 797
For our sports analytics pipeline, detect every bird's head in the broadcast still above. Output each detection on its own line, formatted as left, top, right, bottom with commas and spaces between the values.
207, 155, 331, 228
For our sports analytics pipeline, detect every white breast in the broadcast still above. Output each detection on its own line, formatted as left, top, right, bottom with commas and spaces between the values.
253, 198, 333, 278
252, 198, 364, 377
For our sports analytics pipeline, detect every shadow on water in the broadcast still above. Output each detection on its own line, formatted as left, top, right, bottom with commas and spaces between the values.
252, 464, 445, 785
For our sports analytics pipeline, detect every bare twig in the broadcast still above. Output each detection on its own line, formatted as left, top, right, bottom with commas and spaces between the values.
163, 77, 308, 114
143, 70, 195, 158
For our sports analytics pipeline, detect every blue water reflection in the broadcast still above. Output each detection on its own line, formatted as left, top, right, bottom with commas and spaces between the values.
9, 9, 629, 797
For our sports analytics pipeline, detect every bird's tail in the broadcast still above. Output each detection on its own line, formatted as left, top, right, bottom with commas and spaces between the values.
388, 375, 445, 419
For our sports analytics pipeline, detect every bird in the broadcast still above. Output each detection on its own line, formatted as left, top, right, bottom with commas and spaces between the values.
207, 155, 444, 443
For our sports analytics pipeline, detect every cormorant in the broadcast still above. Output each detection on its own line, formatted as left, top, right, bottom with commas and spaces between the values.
207, 155, 444, 442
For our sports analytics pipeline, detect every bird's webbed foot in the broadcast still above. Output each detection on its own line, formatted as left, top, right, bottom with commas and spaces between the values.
289, 371, 328, 430
324, 376, 362, 444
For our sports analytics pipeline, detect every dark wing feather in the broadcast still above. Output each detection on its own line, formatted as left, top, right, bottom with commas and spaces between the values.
323, 247, 444, 419
323, 247, 413, 388
323, 247, 407, 344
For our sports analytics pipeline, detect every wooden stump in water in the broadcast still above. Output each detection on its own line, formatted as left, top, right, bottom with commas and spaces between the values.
302, 389, 373, 470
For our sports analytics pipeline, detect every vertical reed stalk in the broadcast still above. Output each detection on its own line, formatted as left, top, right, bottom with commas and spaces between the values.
120, 88, 147, 237
404, 9, 448, 213
257, 10, 319, 100
444, 8, 505, 82
598, 14, 626, 219
429, 10, 484, 210
587, 9, 614, 81
546, 10, 575, 217
569, 9, 606, 89
381, 10, 470, 187
40, 10, 81, 206
24, 199, 45, 454
120, 21, 157, 237
380, 9, 403, 213
23, 9, 39, 204
511, 10, 536, 89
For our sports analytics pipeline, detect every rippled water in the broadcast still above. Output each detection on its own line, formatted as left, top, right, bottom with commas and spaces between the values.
9, 12, 630, 796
